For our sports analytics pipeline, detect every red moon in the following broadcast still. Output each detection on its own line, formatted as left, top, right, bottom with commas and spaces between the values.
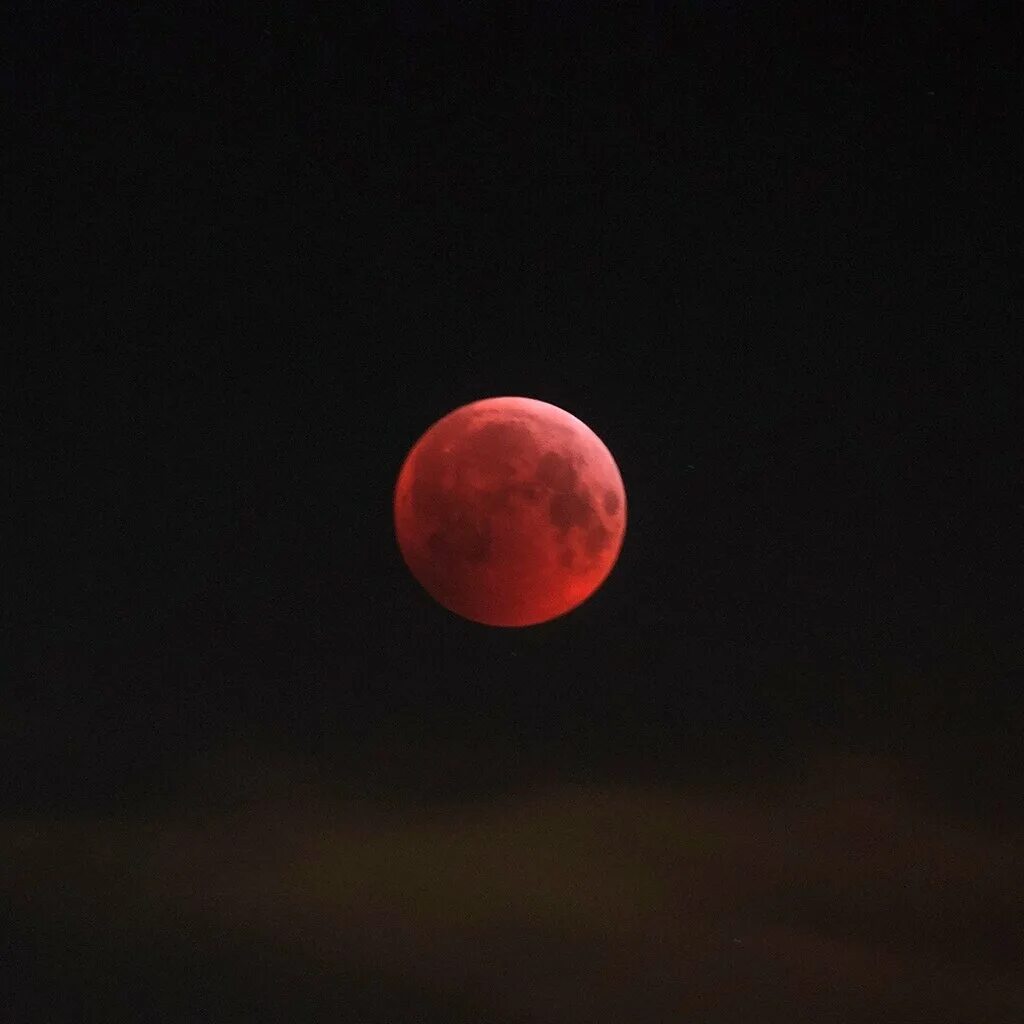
394, 396, 626, 627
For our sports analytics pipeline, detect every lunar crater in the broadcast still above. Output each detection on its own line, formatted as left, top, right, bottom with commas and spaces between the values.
584, 522, 612, 556
535, 450, 578, 492
548, 489, 595, 535
426, 512, 492, 564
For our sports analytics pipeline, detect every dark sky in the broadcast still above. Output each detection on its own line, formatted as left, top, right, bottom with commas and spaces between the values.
5, 3, 1022, 1021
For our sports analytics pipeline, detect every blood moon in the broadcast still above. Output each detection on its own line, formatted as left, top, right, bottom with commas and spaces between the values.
394, 396, 626, 627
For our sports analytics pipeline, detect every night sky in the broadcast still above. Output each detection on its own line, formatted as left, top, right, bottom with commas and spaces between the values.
5, 3, 1022, 1021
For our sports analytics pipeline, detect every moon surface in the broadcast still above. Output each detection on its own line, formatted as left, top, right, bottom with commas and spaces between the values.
394, 396, 627, 627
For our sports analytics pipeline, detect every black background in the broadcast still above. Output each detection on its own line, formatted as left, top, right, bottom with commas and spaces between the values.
5, 3, 1022, 1020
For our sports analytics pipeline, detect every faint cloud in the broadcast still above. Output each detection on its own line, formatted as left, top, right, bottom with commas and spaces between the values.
3, 754, 1022, 1022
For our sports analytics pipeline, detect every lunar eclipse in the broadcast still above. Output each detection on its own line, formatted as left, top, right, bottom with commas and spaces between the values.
394, 397, 626, 626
